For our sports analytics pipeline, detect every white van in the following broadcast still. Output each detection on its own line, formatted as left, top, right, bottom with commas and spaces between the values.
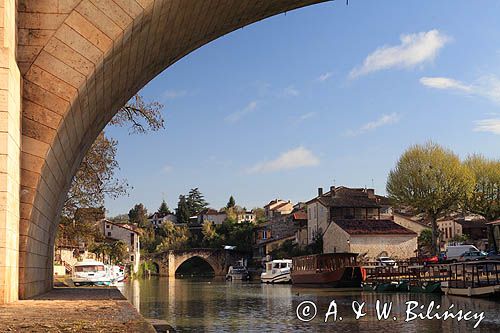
446, 245, 479, 262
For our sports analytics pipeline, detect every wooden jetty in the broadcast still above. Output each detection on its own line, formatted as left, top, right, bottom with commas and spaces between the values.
441, 260, 500, 297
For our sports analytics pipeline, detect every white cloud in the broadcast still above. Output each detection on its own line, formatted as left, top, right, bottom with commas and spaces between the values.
282, 85, 299, 97
163, 89, 187, 99
297, 112, 317, 121
420, 74, 500, 104
419, 77, 471, 92
224, 101, 258, 123
473, 118, 500, 134
246, 146, 320, 174
346, 113, 400, 136
162, 165, 173, 173
317, 72, 333, 82
350, 30, 450, 78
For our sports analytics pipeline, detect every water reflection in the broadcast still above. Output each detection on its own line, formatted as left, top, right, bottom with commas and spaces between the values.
119, 277, 500, 332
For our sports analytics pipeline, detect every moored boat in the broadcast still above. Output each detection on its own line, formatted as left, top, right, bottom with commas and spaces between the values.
72, 259, 114, 286
441, 260, 500, 297
226, 265, 250, 281
291, 253, 364, 288
261, 259, 292, 284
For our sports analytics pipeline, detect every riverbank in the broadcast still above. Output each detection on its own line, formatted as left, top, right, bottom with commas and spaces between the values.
0, 287, 156, 332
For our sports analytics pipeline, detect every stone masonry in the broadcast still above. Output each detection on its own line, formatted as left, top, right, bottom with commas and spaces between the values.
0, 0, 331, 303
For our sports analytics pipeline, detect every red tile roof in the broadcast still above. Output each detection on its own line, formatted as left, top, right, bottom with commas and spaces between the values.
334, 219, 416, 235
292, 211, 307, 220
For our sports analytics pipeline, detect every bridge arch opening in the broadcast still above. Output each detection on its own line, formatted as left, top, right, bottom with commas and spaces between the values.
18, 0, 330, 299
175, 256, 216, 278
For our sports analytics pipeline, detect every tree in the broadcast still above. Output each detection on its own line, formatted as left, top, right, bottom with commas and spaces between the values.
158, 200, 171, 215
129, 203, 149, 228
386, 142, 474, 255
201, 222, 221, 247
63, 94, 164, 217
176, 195, 191, 224
109, 240, 128, 264
63, 133, 128, 217
186, 188, 209, 215
155, 221, 191, 251
464, 154, 500, 222
418, 229, 433, 255
227, 196, 236, 209
253, 208, 266, 223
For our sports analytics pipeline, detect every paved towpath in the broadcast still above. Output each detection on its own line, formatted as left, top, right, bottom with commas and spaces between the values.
0, 287, 156, 332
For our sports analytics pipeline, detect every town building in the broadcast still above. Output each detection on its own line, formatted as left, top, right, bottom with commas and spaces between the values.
198, 208, 227, 225
148, 212, 177, 228
263, 199, 294, 219
437, 214, 489, 250
237, 211, 255, 223
307, 186, 418, 259
100, 220, 141, 273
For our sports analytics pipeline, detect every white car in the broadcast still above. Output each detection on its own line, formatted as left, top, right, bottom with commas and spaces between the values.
377, 256, 397, 268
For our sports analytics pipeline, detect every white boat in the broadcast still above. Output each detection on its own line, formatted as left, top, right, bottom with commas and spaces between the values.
261, 259, 292, 284
110, 265, 125, 283
72, 259, 114, 286
226, 266, 250, 281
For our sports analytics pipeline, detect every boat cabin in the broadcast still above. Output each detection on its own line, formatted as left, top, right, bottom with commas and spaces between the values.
293, 253, 358, 272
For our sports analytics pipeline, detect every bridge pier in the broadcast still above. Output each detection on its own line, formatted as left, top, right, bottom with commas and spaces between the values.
0, 0, 21, 304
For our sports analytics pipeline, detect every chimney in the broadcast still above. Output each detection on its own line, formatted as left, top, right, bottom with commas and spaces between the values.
366, 188, 375, 198
318, 187, 323, 197
330, 186, 335, 197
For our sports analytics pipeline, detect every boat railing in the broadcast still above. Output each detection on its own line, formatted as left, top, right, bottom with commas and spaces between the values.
446, 260, 500, 289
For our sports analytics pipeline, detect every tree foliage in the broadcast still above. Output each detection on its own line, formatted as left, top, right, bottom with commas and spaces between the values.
158, 200, 171, 215
128, 203, 149, 228
186, 188, 209, 215
227, 196, 236, 209
464, 154, 500, 221
176, 195, 191, 224
387, 142, 474, 255
155, 221, 191, 251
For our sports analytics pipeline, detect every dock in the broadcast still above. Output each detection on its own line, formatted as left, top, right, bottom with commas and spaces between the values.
0, 287, 156, 332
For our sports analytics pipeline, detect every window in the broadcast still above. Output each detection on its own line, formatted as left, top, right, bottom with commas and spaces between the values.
107, 232, 111, 237
106, 224, 110, 229
130, 233, 135, 249
130, 255, 134, 261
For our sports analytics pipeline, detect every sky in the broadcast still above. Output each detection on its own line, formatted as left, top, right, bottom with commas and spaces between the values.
104, 0, 500, 217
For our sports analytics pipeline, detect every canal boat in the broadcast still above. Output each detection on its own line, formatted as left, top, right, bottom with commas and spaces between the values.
261, 259, 292, 284
226, 265, 250, 281
291, 253, 364, 288
441, 260, 500, 297
72, 259, 114, 286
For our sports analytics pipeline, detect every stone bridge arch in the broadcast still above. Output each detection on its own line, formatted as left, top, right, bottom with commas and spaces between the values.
148, 249, 244, 277
0, 0, 331, 301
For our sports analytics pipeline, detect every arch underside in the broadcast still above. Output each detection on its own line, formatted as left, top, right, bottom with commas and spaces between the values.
174, 255, 218, 276
18, 0, 330, 298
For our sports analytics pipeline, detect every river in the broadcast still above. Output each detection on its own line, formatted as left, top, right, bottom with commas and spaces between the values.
119, 277, 500, 332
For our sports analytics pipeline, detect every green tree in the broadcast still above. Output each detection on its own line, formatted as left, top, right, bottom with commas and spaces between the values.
201, 222, 221, 247
109, 240, 128, 264
176, 195, 191, 224
158, 200, 171, 215
418, 229, 433, 255
186, 188, 209, 215
387, 142, 474, 255
227, 196, 236, 209
253, 208, 266, 223
464, 154, 500, 222
156, 221, 191, 251
129, 203, 149, 228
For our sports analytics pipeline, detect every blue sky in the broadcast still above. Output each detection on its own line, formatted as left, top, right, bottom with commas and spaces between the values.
105, 0, 500, 216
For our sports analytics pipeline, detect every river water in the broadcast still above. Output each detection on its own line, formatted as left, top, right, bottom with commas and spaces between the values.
119, 277, 500, 332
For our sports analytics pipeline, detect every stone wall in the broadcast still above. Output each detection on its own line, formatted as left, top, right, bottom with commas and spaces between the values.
0, 0, 21, 304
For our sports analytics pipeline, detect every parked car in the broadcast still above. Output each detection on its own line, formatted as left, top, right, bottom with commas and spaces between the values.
486, 251, 500, 260
446, 245, 480, 262
377, 256, 397, 268
419, 255, 439, 265
457, 251, 487, 262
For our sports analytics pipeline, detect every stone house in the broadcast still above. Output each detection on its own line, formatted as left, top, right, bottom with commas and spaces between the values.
101, 220, 141, 273
323, 219, 417, 259
307, 186, 417, 259
198, 208, 227, 225
148, 212, 177, 228
488, 220, 500, 252
393, 212, 429, 234
437, 215, 488, 250
237, 211, 255, 223
263, 199, 294, 219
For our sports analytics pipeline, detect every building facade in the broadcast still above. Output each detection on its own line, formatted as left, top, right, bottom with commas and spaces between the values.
101, 220, 141, 273
148, 212, 177, 228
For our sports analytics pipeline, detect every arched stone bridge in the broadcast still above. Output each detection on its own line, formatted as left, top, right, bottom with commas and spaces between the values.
145, 248, 245, 277
0, 0, 331, 302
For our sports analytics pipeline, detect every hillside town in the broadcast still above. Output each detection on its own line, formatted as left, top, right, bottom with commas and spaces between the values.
54, 183, 499, 277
